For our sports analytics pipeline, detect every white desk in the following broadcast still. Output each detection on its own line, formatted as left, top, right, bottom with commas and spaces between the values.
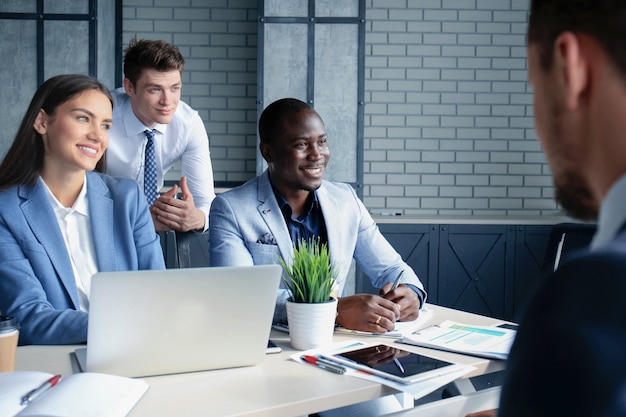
15, 304, 509, 417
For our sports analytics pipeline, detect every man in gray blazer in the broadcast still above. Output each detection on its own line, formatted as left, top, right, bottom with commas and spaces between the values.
209, 98, 425, 331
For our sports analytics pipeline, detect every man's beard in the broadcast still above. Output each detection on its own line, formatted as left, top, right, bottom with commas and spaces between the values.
554, 172, 598, 221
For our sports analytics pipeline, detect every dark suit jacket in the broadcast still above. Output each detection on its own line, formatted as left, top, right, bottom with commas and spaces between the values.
499, 229, 626, 417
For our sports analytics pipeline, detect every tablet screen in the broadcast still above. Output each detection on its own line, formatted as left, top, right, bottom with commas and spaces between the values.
333, 344, 453, 379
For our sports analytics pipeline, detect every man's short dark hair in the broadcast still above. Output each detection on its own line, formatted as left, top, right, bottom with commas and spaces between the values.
123, 38, 185, 85
529, 0, 626, 73
258, 98, 314, 146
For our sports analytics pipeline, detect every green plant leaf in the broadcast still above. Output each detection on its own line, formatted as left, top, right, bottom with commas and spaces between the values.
278, 237, 338, 304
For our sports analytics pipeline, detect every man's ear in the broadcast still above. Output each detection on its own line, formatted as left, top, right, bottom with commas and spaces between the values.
260, 142, 273, 164
554, 32, 589, 110
123, 78, 134, 95
33, 109, 48, 135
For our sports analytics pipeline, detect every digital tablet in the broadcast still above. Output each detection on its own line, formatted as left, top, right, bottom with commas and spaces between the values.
321, 343, 460, 384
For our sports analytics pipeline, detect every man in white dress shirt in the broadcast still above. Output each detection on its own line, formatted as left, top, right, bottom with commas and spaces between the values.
106, 38, 215, 232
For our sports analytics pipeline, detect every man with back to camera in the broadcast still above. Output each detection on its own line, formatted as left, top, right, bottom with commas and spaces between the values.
106, 38, 215, 232
468, 1, 626, 416
209, 98, 426, 333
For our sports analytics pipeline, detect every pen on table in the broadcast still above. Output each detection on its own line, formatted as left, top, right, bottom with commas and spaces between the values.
20, 374, 61, 406
302, 355, 346, 374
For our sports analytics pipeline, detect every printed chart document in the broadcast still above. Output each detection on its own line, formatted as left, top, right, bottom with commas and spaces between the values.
0, 371, 148, 417
399, 320, 517, 360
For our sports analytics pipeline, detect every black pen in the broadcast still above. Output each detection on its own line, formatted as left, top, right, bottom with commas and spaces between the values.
21, 374, 61, 406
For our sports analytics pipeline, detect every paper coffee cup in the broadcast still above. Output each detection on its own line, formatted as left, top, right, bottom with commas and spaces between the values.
0, 315, 19, 372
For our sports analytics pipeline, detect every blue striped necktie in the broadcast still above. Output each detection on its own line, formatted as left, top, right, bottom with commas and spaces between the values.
143, 129, 158, 205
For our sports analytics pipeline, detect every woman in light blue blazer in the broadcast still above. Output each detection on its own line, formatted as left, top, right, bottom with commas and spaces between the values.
0, 74, 165, 345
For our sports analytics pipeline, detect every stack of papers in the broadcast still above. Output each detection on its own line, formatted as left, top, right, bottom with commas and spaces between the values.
398, 320, 517, 360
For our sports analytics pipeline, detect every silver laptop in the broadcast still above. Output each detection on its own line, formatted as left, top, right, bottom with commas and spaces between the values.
75, 265, 282, 378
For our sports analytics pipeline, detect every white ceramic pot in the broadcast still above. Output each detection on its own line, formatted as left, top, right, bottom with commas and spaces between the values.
286, 298, 337, 350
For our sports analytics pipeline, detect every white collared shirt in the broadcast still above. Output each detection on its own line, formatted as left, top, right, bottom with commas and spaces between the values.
41, 176, 98, 312
105, 88, 216, 230
590, 174, 626, 250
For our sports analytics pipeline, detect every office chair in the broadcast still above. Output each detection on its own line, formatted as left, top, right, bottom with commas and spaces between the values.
541, 222, 597, 274
174, 230, 210, 268
159, 230, 210, 268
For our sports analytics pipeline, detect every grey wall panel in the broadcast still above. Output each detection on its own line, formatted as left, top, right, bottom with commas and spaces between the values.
315, 0, 359, 17
97, 0, 117, 90
0, 0, 111, 160
314, 24, 358, 183
44, 21, 90, 78
262, 24, 308, 107
0, 0, 36, 13
0, 20, 37, 158
45, 0, 89, 14
264, 0, 307, 17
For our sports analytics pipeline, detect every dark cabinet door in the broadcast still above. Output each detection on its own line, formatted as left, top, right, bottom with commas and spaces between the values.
437, 225, 514, 320
512, 225, 552, 321
356, 224, 435, 295
357, 222, 560, 322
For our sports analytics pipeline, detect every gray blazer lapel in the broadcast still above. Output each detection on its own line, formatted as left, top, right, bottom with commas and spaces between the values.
86, 173, 116, 271
257, 171, 294, 264
19, 182, 80, 308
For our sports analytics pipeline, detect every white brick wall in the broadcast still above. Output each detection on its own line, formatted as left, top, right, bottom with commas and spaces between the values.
122, 0, 257, 184
121, 0, 559, 216
364, 0, 557, 216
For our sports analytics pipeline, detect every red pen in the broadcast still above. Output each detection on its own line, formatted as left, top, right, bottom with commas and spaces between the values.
20, 374, 61, 406
302, 355, 346, 374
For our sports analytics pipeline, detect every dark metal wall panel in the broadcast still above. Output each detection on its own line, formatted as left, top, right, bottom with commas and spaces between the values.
438, 225, 511, 320
357, 222, 557, 322
356, 224, 434, 295
512, 225, 552, 321
0, 0, 118, 159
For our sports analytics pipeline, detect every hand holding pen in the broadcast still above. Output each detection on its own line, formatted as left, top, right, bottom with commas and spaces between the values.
380, 270, 420, 322
381, 270, 404, 299
390, 271, 404, 293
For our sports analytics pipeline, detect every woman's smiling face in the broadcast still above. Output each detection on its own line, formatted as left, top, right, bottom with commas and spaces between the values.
35, 89, 112, 174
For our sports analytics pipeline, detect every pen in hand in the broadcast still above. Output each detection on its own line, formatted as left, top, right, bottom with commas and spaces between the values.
390, 270, 404, 292
20, 374, 61, 406
384, 271, 405, 322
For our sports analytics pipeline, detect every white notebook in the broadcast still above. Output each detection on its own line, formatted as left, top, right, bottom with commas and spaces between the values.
0, 371, 148, 417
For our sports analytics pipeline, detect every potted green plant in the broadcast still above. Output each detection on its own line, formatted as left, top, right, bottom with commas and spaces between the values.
279, 237, 337, 303
278, 237, 339, 350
